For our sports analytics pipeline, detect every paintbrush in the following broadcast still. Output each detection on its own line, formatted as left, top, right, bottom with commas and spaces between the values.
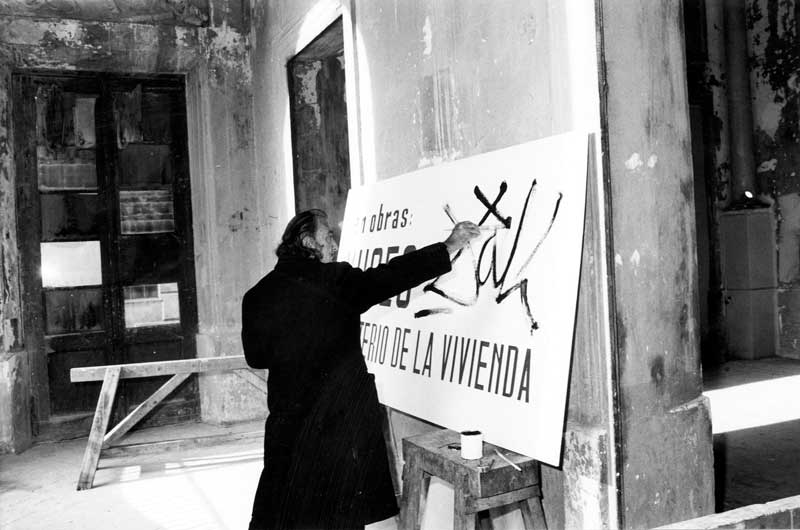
493, 448, 522, 471
443, 203, 507, 231
442, 226, 505, 231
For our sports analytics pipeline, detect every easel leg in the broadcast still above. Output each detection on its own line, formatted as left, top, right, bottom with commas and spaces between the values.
453, 489, 475, 530
454, 474, 476, 530
519, 497, 547, 530
76, 366, 121, 491
419, 472, 431, 525
400, 452, 426, 530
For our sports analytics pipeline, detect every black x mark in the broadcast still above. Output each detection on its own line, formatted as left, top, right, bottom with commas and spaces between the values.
474, 182, 512, 228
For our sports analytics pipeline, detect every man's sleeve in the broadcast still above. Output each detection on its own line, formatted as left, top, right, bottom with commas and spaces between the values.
241, 290, 272, 369
337, 242, 452, 313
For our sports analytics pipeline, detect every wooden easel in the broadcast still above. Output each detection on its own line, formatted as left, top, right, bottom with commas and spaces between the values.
69, 355, 266, 490
400, 429, 547, 530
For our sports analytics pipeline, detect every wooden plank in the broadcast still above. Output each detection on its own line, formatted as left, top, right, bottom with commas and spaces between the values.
102, 372, 191, 449
76, 366, 121, 490
469, 485, 540, 513
400, 450, 424, 530
454, 475, 475, 530
519, 497, 548, 530
232, 368, 267, 393
70, 355, 250, 382
102, 430, 263, 458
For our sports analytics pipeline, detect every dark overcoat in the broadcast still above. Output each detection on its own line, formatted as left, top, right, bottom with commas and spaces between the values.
242, 242, 451, 530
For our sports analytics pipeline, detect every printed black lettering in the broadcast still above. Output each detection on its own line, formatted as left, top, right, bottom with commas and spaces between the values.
390, 327, 403, 367
377, 326, 389, 364
475, 340, 489, 390
517, 348, 531, 403
502, 345, 519, 398
422, 333, 433, 377
457, 337, 471, 385
489, 344, 504, 393
399, 328, 411, 371
441, 334, 454, 381
412, 330, 422, 374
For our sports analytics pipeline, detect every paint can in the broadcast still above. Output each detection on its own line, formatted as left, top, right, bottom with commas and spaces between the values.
460, 430, 483, 460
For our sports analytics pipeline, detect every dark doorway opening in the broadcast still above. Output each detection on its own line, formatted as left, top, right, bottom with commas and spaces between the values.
287, 17, 350, 240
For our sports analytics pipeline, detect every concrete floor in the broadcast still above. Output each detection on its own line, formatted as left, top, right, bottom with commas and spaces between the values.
0, 421, 265, 530
0, 419, 398, 530
703, 357, 800, 511
2, 357, 799, 529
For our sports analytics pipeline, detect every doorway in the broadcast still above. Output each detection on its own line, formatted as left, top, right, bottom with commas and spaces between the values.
287, 17, 350, 237
14, 73, 198, 440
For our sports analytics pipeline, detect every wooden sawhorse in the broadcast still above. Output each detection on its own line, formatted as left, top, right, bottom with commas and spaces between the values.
69, 355, 266, 490
400, 429, 547, 530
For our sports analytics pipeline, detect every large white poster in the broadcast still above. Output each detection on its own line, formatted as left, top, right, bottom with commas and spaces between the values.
338, 131, 589, 465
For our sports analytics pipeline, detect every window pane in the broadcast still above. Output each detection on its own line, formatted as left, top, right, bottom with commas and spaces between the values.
141, 92, 173, 143
73, 97, 96, 148
41, 193, 101, 240
41, 241, 102, 288
124, 282, 180, 328
120, 189, 175, 234
118, 235, 180, 284
48, 349, 105, 414
37, 147, 97, 191
119, 145, 173, 187
44, 288, 104, 334
36, 86, 98, 191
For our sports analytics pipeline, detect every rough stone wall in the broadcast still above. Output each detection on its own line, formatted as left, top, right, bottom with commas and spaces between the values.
186, 57, 266, 423
290, 55, 350, 237
0, 61, 32, 453
747, 0, 800, 359
600, 0, 715, 527
0, 1, 262, 450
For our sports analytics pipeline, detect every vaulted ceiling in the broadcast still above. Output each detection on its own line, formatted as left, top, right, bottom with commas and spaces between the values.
0, 0, 209, 26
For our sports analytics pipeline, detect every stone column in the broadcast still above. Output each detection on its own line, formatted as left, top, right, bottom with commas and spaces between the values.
598, 2, 715, 527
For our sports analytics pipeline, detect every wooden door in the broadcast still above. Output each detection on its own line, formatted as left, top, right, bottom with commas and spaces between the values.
14, 73, 198, 438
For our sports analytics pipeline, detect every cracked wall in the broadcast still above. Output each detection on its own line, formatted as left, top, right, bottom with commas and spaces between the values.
0, 1, 261, 451
748, 0, 800, 359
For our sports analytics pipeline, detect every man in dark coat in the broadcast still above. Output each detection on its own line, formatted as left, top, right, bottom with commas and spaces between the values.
242, 209, 479, 530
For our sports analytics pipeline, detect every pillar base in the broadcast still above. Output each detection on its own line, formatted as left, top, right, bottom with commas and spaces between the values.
196, 329, 267, 424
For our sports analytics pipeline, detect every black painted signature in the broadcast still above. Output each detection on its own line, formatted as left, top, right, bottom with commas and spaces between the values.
415, 179, 563, 333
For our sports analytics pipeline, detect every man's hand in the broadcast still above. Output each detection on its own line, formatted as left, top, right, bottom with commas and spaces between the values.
444, 221, 481, 254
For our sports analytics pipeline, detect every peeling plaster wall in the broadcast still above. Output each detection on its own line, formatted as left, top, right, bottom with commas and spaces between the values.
0, 3, 262, 446
601, 1, 714, 527
251, 1, 614, 528
0, 62, 32, 453
290, 55, 350, 237
746, 0, 800, 359
186, 59, 265, 423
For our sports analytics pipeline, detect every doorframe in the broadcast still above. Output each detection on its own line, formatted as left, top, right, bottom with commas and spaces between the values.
0, 15, 251, 450
13, 70, 199, 439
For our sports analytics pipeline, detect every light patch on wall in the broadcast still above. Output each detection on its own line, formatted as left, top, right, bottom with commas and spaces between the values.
422, 16, 432, 56
201, 22, 252, 85
295, 62, 322, 127
757, 158, 778, 173
624, 152, 643, 171
647, 154, 658, 168
615, 253, 623, 267
705, 374, 800, 433
630, 250, 641, 268
46, 20, 79, 43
